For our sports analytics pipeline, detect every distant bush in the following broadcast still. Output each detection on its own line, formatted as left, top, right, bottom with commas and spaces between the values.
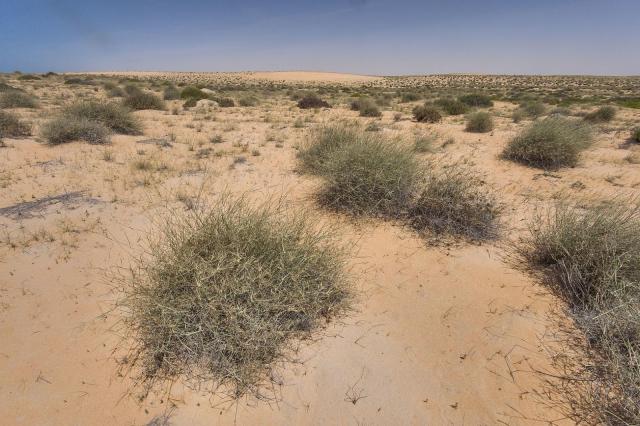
0, 110, 31, 137
40, 116, 110, 145
123, 91, 165, 110
297, 95, 330, 109
182, 98, 197, 109
519, 101, 547, 118
299, 124, 419, 217
632, 127, 640, 143
512, 109, 525, 123
399, 92, 421, 103
63, 101, 141, 134
124, 84, 142, 96
0, 82, 20, 92
17, 74, 40, 81
465, 112, 494, 133
64, 77, 94, 85
502, 117, 593, 169
584, 106, 616, 123
459, 93, 493, 108
162, 85, 181, 100
217, 97, 235, 108
0, 91, 37, 108
238, 96, 259, 107
413, 134, 435, 153
103, 82, 125, 97
410, 162, 500, 241
549, 107, 571, 117
435, 98, 469, 115
351, 98, 381, 117
180, 86, 208, 100
413, 105, 442, 123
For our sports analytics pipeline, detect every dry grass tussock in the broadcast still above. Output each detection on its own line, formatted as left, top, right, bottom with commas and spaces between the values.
514, 198, 640, 424
117, 194, 352, 400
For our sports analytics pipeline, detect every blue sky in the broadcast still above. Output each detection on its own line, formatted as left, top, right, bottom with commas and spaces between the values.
1, 0, 638, 75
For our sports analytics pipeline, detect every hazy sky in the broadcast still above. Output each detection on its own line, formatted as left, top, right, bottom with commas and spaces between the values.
2, 0, 638, 75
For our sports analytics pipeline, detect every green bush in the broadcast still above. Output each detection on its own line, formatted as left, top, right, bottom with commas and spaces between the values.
119, 195, 351, 397
299, 124, 419, 217
459, 93, 493, 108
435, 98, 469, 115
217, 97, 235, 108
103, 82, 125, 97
413, 105, 442, 123
399, 92, 421, 103
180, 86, 208, 100
62, 101, 141, 134
123, 91, 165, 110
584, 106, 616, 123
516, 199, 640, 423
351, 98, 381, 117
465, 112, 494, 133
297, 95, 330, 109
0, 110, 31, 137
410, 162, 500, 241
40, 116, 110, 145
0, 91, 37, 108
502, 117, 593, 169
519, 101, 547, 118
163, 85, 181, 100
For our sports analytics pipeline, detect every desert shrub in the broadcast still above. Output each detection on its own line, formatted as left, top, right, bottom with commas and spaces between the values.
217, 97, 235, 107
123, 91, 165, 110
352, 98, 381, 117
103, 82, 125, 97
584, 106, 616, 123
64, 77, 95, 85
162, 85, 181, 100
459, 93, 493, 108
0, 82, 20, 92
40, 116, 110, 145
124, 84, 142, 96
180, 86, 208, 100
465, 112, 494, 133
17, 74, 40, 81
519, 101, 547, 118
516, 199, 640, 424
632, 127, 640, 143
399, 92, 421, 103
0, 91, 37, 108
62, 101, 141, 134
182, 98, 197, 109
297, 95, 330, 109
413, 134, 435, 153
502, 117, 593, 169
118, 195, 351, 397
413, 105, 442, 123
549, 107, 571, 117
299, 124, 419, 217
435, 98, 469, 115
0, 111, 31, 137
410, 162, 500, 241
512, 109, 525, 123
238, 96, 259, 107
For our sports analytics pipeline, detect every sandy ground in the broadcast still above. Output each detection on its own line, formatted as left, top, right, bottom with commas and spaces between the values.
1, 72, 639, 425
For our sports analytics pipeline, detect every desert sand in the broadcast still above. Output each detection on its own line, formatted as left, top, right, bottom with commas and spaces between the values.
1, 71, 639, 425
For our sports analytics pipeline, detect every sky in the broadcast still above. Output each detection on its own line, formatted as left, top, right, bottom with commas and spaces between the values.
1, 0, 638, 75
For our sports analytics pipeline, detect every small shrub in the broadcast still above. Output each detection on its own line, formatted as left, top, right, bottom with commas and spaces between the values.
549, 107, 571, 117
465, 112, 494, 133
584, 106, 616, 123
119, 195, 351, 397
297, 95, 330, 109
217, 97, 235, 108
399, 92, 421, 103
239, 96, 259, 107
0, 111, 31, 137
64, 77, 94, 85
632, 127, 640, 143
459, 93, 493, 108
103, 82, 125, 97
299, 124, 419, 217
519, 101, 546, 118
435, 98, 469, 115
515, 199, 640, 424
17, 74, 40, 81
183, 98, 198, 109
40, 116, 110, 145
512, 109, 525, 123
62, 101, 141, 134
356, 99, 382, 117
413, 105, 442, 123
410, 162, 500, 241
413, 134, 435, 153
502, 117, 593, 169
163, 85, 181, 100
123, 91, 165, 110
0, 91, 37, 108
180, 86, 208, 100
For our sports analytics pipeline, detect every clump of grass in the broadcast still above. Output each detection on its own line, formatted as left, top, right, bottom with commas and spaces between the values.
0, 91, 37, 108
409, 161, 500, 241
502, 117, 593, 169
217, 97, 235, 108
413, 134, 435, 153
123, 91, 165, 110
413, 105, 442, 123
520, 101, 547, 118
62, 101, 141, 134
17, 74, 40, 81
351, 98, 381, 117
435, 98, 469, 115
118, 195, 351, 398
459, 93, 493, 108
299, 124, 419, 217
399, 92, 421, 103
40, 116, 110, 145
584, 106, 616, 123
465, 111, 493, 133
163, 85, 181, 100
239, 96, 259, 107
632, 127, 640, 143
515, 199, 640, 424
0, 110, 31, 137
297, 95, 330, 109
180, 86, 208, 101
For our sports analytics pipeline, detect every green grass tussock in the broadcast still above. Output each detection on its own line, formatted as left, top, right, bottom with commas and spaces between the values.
62, 101, 141, 134
40, 116, 110, 145
465, 112, 493, 133
583, 106, 616, 123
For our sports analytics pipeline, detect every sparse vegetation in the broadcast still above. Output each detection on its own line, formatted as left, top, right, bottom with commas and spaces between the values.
119, 195, 351, 398
413, 105, 442, 123
123, 91, 165, 110
435, 98, 469, 115
62, 101, 141, 134
413, 134, 435, 153
180, 86, 208, 100
632, 127, 640, 143
297, 95, 330, 109
40, 116, 110, 145
459, 93, 493, 108
162, 85, 181, 100
0, 110, 31, 137
518, 101, 547, 118
516, 199, 640, 424
217, 97, 235, 107
0, 91, 37, 108
502, 117, 593, 169
465, 112, 493, 133
584, 106, 616, 123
